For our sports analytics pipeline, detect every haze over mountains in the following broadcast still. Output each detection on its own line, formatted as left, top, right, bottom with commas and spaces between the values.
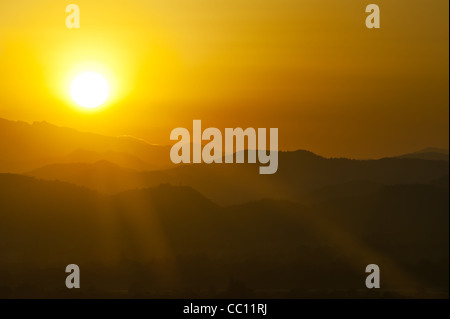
0, 118, 172, 173
1, 118, 448, 205
26, 151, 449, 205
0, 117, 448, 298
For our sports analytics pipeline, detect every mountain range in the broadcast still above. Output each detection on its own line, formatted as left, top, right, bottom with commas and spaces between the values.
0, 117, 448, 298
26, 150, 448, 205
0, 118, 172, 173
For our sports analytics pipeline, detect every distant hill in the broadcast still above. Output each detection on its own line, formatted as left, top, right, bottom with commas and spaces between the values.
28, 150, 449, 205
0, 173, 447, 298
54, 149, 152, 170
27, 160, 172, 194
0, 118, 172, 172
394, 148, 449, 161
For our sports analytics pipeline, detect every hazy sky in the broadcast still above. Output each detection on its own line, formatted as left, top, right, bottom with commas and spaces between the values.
0, 0, 448, 158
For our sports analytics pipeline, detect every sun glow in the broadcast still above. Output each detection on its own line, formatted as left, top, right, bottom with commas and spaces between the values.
70, 72, 110, 109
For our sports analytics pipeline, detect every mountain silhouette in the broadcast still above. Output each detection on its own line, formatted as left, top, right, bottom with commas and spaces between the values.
27, 150, 449, 205
0, 118, 172, 173
394, 148, 449, 161
3, 117, 448, 205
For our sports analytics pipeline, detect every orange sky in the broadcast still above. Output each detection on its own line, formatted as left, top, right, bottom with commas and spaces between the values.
0, 0, 448, 158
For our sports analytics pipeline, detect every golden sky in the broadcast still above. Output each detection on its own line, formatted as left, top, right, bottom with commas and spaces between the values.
0, 0, 448, 158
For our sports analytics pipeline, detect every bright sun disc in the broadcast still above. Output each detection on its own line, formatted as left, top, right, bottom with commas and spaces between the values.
70, 72, 110, 109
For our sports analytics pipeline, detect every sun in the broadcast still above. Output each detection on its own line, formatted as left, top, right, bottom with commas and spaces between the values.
70, 72, 110, 109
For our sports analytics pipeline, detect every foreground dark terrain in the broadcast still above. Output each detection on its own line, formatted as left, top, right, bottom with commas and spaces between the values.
0, 173, 447, 298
